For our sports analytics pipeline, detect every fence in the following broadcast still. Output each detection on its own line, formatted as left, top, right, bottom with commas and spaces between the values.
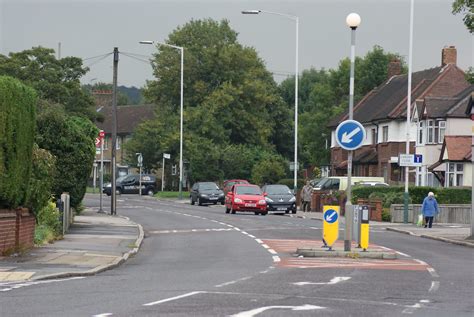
390, 204, 471, 224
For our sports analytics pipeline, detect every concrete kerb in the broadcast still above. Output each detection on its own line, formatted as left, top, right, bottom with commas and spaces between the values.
296, 247, 397, 259
386, 227, 474, 248
31, 216, 145, 282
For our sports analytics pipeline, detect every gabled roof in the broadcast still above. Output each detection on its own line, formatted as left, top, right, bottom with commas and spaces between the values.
353, 147, 378, 164
96, 104, 156, 134
422, 85, 474, 118
440, 136, 471, 161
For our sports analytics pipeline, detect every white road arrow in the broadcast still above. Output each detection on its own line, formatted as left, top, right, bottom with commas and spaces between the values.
230, 304, 325, 317
293, 276, 351, 286
325, 211, 337, 222
341, 127, 361, 144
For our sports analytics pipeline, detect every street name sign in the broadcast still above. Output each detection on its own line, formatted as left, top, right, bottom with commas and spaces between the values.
323, 205, 339, 248
335, 120, 366, 151
163, 153, 171, 159
399, 154, 422, 167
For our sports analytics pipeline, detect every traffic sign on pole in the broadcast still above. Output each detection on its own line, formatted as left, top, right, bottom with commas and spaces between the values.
335, 120, 366, 151
323, 205, 340, 249
99, 130, 105, 139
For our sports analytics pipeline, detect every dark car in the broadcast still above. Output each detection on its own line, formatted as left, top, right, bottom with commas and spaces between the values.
103, 174, 157, 196
261, 184, 297, 214
190, 182, 225, 206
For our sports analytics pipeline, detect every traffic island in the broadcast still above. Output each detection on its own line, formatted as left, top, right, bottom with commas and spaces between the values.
296, 247, 397, 259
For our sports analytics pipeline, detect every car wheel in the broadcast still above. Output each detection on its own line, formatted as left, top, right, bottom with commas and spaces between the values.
231, 208, 236, 214
190, 197, 195, 205
285, 210, 289, 214
106, 193, 111, 197
197, 197, 202, 206
254, 212, 259, 215
221, 201, 225, 205
147, 189, 154, 196
292, 209, 297, 214
116, 188, 122, 195
261, 212, 268, 216
213, 202, 217, 205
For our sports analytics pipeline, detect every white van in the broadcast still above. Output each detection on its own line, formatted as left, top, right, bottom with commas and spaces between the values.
313, 176, 385, 191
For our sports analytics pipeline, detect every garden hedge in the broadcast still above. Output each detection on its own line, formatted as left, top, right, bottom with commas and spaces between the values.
0, 76, 37, 208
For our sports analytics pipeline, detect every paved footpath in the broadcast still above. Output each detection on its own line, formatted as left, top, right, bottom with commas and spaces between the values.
0, 208, 143, 283
292, 209, 474, 248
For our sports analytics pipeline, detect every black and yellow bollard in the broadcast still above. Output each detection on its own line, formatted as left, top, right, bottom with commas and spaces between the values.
360, 206, 370, 251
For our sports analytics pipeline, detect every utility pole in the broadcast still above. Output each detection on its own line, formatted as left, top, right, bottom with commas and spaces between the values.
58, 42, 61, 59
111, 47, 119, 216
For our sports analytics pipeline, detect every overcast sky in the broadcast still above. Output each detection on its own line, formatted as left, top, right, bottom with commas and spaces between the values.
1, 0, 472, 87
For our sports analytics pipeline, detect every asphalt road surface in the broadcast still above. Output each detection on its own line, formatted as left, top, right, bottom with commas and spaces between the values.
1, 194, 473, 317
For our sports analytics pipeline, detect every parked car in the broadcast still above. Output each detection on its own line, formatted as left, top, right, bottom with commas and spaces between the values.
356, 181, 389, 187
261, 184, 296, 214
225, 184, 267, 215
103, 174, 157, 196
223, 179, 249, 195
190, 182, 225, 205
313, 176, 385, 191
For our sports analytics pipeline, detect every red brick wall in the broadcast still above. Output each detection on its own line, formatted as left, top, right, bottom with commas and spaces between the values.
425, 65, 469, 98
0, 208, 35, 254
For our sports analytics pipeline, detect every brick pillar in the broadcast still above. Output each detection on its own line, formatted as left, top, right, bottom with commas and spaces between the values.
370, 199, 383, 222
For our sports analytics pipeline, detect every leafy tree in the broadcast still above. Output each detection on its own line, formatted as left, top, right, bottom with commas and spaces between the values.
0, 46, 96, 119
251, 156, 287, 185
452, 0, 473, 33
35, 104, 98, 209
465, 67, 474, 84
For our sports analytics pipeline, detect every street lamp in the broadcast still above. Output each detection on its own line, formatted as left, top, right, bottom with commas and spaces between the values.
140, 40, 184, 199
344, 12, 361, 252
242, 9, 299, 194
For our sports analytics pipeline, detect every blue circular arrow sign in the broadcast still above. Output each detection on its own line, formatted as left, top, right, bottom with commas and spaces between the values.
335, 120, 366, 151
323, 209, 338, 224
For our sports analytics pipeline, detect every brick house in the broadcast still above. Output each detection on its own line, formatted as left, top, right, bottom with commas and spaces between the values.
93, 90, 155, 176
328, 46, 470, 184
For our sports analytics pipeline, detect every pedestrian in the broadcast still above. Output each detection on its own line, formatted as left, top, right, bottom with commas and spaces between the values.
301, 180, 313, 212
421, 192, 439, 228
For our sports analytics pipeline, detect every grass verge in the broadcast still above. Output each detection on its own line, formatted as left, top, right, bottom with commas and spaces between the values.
154, 191, 185, 199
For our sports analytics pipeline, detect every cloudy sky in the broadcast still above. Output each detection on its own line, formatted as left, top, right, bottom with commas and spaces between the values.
1, 0, 472, 87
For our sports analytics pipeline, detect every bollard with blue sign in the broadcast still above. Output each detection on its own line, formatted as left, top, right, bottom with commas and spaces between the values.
322, 206, 340, 251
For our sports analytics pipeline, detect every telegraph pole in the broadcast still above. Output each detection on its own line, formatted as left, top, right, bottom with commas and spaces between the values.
111, 47, 119, 216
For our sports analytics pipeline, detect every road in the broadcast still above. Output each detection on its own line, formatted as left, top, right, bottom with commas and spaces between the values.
1, 194, 473, 316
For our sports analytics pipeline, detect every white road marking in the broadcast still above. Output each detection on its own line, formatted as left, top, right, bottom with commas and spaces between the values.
427, 268, 439, 278
272, 256, 281, 263
247, 234, 256, 238
255, 239, 263, 244
92, 313, 113, 317
143, 291, 204, 306
414, 259, 428, 266
268, 249, 277, 255
0, 277, 85, 292
230, 304, 325, 317
293, 276, 351, 286
395, 251, 411, 257
215, 276, 252, 288
429, 281, 440, 293
261, 244, 270, 249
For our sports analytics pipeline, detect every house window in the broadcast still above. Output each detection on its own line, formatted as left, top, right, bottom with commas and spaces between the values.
382, 126, 388, 142
417, 121, 424, 145
426, 120, 445, 144
446, 162, 464, 187
371, 128, 377, 145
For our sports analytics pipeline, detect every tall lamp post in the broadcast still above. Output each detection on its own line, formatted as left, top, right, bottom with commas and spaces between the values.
140, 40, 184, 199
242, 9, 299, 194
344, 12, 361, 252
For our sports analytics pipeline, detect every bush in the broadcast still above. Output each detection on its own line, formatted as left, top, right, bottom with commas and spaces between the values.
34, 225, 56, 245
26, 145, 56, 217
36, 105, 98, 209
382, 207, 391, 222
37, 201, 61, 236
0, 76, 37, 209
435, 188, 471, 204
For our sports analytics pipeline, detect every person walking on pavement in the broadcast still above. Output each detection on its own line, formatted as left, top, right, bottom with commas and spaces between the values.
421, 192, 439, 228
301, 180, 313, 212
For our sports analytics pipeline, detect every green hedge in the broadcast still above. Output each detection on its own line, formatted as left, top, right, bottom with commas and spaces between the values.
352, 186, 471, 205
0, 76, 37, 208
277, 178, 306, 189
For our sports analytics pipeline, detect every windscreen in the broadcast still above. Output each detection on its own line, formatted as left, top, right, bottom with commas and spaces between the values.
265, 185, 292, 195
235, 186, 262, 195
200, 182, 219, 190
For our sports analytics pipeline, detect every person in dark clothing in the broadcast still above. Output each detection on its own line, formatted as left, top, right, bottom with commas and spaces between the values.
421, 192, 439, 228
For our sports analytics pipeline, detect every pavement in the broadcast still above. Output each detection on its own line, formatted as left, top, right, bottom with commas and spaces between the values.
293, 209, 474, 248
0, 208, 143, 282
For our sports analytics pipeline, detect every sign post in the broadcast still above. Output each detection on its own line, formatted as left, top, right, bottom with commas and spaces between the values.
162, 153, 170, 191
98, 130, 105, 213
322, 206, 340, 250
336, 119, 366, 252
136, 153, 143, 196
399, 153, 422, 223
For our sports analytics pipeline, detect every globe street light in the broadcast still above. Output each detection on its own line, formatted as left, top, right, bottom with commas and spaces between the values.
344, 12, 361, 252
242, 9, 299, 195
140, 40, 184, 199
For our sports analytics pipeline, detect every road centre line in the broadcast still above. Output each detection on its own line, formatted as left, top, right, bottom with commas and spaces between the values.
427, 268, 439, 278
429, 281, 440, 293
143, 291, 205, 306
215, 276, 252, 288
92, 314, 113, 317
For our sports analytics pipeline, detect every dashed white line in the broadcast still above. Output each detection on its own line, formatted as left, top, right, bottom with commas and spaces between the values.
427, 268, 439, 278
255, 239, 263, 244
143, 291, 204, 306
268, 249, 277, 255
272, 256, 281, 263
93, 314, 113, 317
395, 251, 411, 257
215, 276, 251, 288
261, 244, 270, 249
247, 234, 256, 238
429, 281, 440, 293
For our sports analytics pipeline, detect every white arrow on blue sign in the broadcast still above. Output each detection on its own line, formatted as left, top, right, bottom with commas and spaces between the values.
335, 120, 366, 151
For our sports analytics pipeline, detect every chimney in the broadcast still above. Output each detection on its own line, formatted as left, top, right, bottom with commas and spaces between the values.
387, 58, 401, 78
92, 90, 113, 110
441, 46, 457, 66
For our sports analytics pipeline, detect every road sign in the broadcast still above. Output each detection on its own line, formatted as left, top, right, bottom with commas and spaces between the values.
323, 205, 339, 248
399, 154, 422, 167
99, 130, 105, 139
95, 138, 101, 147
163, 153, 171, 159
335, 120, 366, 150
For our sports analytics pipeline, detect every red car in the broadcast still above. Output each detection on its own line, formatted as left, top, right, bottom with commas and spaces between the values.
225, 184, 267, 216
223, 179, 249, 195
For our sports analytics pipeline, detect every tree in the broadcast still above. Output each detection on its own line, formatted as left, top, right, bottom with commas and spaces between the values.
251, 156, 287, 185
35, 104, 98, 209
452, 0, 473, 33
0, 46, 96, 119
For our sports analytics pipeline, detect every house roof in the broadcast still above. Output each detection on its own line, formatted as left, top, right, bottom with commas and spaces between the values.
423, 85, 474, 118
353, 147, 378, 164
96, 104, 156, 135
441, 136, 471, 161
